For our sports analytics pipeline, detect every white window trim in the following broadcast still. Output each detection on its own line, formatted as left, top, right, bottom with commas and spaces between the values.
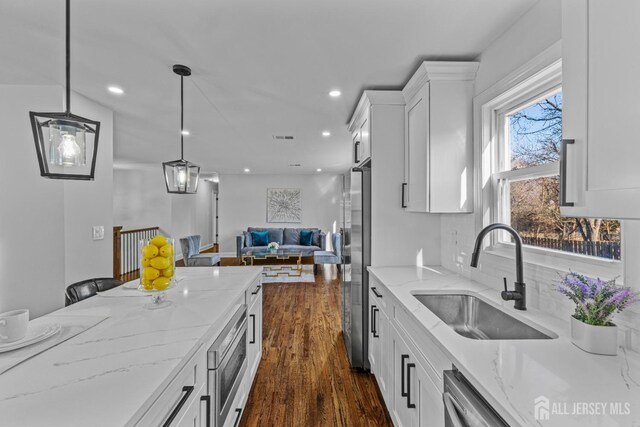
473, 42, 622, 279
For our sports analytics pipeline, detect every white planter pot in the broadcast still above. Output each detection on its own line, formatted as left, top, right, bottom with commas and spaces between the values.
570, 316, 618, 356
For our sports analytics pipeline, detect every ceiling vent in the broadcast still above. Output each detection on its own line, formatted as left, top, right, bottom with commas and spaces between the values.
288, 163, 302, 167
273, 135, 295, 141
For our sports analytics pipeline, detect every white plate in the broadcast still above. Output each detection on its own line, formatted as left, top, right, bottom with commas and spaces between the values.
0, 324, 61, 353
122, 279, 140, 289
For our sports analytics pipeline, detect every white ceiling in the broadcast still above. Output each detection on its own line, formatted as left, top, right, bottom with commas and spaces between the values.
1, 0, 537, 175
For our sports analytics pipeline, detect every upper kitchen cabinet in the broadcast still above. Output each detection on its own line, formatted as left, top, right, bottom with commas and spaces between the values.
348, 91, 404, 168
401, 61, 478, 213
562, 0, 640, 219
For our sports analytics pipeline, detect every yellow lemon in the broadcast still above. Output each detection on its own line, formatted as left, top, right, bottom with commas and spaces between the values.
141, 277, 154, 290
141, 258, 151, 268
159, 244, 173, 258
142, 244, 159, 258
150, 256, 170, 270
143, 266, 160, 281
162, 265, 174, 278
152, 276, 171, 290
150, 235, 168, 248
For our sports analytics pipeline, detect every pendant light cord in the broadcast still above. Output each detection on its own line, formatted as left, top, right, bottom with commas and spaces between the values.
65, 0, 71, 114
180, 74, 184, 160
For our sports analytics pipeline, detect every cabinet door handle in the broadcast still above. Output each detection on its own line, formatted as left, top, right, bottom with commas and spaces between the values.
250, 314, 256, 344
233, 408, 243, 427
370, 305, 376, 335
560, 139, 575, 207
371, 287, 383, 298
200, 395, 211, 427
354, 141, 361, 163
401, 183, 407, 208
400, 354, 409, 397
162, 385, 194, 427
406, 363, 416, 409
251, 284, 262, 295
372, 307, 379, 338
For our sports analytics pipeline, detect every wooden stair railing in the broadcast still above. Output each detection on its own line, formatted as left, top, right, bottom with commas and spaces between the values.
113, 226, 160, 282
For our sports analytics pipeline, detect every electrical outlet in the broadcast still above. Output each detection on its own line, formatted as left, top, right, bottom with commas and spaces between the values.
93, 226, 105, 241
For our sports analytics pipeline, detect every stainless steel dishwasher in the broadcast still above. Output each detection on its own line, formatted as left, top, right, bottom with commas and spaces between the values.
443, 369, 509, 427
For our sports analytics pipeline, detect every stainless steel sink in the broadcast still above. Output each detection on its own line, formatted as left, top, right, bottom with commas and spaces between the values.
414, 294, 554, 340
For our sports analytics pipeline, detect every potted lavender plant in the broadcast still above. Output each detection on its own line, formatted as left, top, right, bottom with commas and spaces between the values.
558, 273, 639, 355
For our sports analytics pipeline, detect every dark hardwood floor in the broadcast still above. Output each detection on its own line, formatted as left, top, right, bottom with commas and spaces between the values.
240, 265, 392, 427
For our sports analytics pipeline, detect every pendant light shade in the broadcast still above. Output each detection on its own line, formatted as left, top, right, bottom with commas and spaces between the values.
29, 0, 100, 180
163, 65, 200, 194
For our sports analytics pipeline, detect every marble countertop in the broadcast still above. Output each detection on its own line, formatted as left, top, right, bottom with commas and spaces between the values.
0, 266, 262, 427
368, 265, 640, 427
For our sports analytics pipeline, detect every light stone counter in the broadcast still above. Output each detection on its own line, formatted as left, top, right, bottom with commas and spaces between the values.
0, 266, 262, 427
369, 265, 640, 427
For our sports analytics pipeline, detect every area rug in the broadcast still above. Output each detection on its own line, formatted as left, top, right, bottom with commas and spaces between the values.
261, 265, 315, 283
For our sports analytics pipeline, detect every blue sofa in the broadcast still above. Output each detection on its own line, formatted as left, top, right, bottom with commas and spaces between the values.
236, 227, 326, 257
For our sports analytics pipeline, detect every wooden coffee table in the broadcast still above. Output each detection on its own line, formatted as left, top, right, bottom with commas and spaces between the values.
241, 249, 314, 277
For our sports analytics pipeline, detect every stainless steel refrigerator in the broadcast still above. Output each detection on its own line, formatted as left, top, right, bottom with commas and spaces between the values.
341, 161, 371, 370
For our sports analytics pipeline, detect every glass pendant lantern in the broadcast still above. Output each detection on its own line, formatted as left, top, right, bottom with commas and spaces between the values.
163, 65, 200, 194
29, 0, 100, 180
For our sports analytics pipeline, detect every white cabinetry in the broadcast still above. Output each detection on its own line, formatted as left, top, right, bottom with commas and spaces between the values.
561, 0, 640, 219
351, 105, 372, 167
247, 280, 263, 380
368, 277, 447, 427
369, 285, 390, 402
174, 384, 206, 427
136, 278, 263, 427
402, 62, 478, 213
390, 325, 443, 427
136, 346, 207, 427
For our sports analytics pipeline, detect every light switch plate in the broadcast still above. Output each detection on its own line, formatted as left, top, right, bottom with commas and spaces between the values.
93, 226, 105, 241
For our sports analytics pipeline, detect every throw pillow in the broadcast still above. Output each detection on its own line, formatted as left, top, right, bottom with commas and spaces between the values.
300, 229, 313, 246
251, 230, 269, 246
244, 231, 253, 247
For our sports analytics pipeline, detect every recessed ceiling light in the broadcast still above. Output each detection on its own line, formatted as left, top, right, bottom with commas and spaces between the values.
329, 90, 341, 98
316, 168, 322, 172
322, 131, 331, 137
181, 130, 190, 136
244, 168, 251, 173
107, 86, 124, 95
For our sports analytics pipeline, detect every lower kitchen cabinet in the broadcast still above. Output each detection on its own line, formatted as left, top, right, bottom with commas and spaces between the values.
368, 277, 446, 427
247, 281, 263, 380
173, 384, 206, 427
369, 287, 391, 402
390, 326, 444, 427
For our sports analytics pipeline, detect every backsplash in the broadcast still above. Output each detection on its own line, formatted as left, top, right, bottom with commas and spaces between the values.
440, 214, 640, 353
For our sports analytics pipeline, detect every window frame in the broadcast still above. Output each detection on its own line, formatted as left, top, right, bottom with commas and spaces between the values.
478, 58, 622, 274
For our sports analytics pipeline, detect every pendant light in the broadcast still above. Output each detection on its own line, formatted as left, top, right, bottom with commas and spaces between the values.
29, 0, 100, 180
163, 65, 200, 194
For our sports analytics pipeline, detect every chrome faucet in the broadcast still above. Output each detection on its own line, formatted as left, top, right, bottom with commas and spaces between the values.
470, 223, 527, 311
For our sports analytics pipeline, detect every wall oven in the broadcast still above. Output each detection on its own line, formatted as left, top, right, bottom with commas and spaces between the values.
207, 304, 247, 427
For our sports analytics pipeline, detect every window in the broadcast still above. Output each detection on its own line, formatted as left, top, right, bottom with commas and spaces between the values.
493, 90, 621, 260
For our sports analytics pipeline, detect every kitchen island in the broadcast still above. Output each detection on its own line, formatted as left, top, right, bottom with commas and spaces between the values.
0, 266, 263, 427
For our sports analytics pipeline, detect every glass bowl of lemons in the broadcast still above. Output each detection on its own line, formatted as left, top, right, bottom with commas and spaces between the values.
138, 235, 175, 308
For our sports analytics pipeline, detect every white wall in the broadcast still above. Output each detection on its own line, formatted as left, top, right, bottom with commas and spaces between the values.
64, 93, 114, 285
0, 85, 114, 318
113, 166, 215, 258
113, 165, 172, 233
370, 103, 441, 267
218, 174, 342, 255
440, 0, 640, 351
